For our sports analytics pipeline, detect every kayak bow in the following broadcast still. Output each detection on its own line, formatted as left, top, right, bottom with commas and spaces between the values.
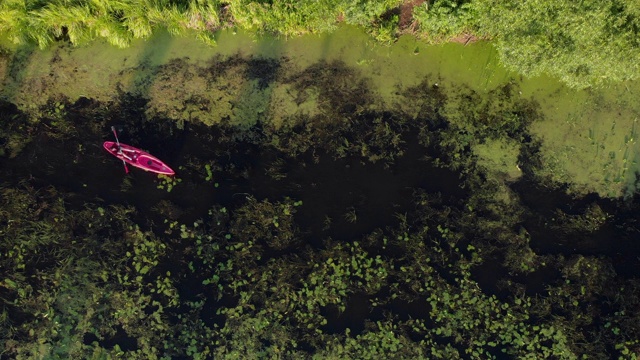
103, 141, 175, 175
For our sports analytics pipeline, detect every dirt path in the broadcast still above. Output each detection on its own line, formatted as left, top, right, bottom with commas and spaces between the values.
399, 0, 426, 32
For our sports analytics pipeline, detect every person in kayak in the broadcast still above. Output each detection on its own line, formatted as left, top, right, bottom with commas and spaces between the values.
110, 144, 135, 161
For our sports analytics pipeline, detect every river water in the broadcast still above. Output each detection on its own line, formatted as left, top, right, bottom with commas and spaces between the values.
2, 21, 640, 286
4, 25, 640, 197
1, 24, 640, 358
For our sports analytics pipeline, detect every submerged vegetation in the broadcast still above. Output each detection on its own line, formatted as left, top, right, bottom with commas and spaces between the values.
1, 50, 640, 358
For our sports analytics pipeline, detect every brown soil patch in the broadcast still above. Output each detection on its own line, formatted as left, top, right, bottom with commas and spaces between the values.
399, 0, 426, 33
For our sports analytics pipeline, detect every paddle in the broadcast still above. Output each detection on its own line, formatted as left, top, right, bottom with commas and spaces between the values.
111, 126, 129, 174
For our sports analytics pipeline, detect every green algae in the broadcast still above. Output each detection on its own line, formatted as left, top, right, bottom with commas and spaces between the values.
473, 138, 522, 182
522, 78, 640, 197
1, 25, 509, 112
2, 25, 640, 197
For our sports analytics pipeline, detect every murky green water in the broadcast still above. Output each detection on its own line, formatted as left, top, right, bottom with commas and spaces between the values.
3, 25, 640, 197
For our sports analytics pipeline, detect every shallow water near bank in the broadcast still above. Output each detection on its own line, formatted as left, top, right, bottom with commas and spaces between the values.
4, 25, 640, 197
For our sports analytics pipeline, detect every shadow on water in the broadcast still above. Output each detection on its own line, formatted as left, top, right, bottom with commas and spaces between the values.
1, 94, 465, 244
0, 93, 471, 344
276, 133, 464, 246
321, 292, 370, 334
170, 124, 465, 248
128, 30, 175, 97
511, 178, 640, 278
83, 326, 137, 352
0, 44, 35, 102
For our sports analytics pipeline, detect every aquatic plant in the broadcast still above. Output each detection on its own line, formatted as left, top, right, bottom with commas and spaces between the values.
145, 56, 247, 127
317, 321, 428, 359
0, 101, 34, 158
344, 206, 358, 223
204, 163, 213, 181
229, 196, 300, 250
157, 174, 181, 192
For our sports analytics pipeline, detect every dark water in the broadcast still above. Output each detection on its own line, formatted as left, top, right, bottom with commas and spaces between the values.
0, 96, 464, 247
2, 95, 640, 276
3, 95, 640, 351
0, 96, 471, 346
511, 179, 640, 278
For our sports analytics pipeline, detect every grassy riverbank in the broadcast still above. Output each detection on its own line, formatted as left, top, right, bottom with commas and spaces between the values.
1, 0, 639, 89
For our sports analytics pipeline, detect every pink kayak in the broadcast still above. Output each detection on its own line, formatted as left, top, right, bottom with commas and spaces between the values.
103, 141, 175, 175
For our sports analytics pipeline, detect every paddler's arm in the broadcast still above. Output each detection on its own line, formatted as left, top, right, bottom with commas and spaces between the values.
117, 147, 133, 161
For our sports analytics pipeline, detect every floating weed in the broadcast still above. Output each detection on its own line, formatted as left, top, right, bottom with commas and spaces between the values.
344, 206, 357, 223
229, 196, 300, 250
323, 215, 332, 230
157, 174, 182, 192
164, 220, 180, 234
180, 224, 195, 239
205, 164, 213, 181
120, 176, 133, 192
202, 163, 220, 187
